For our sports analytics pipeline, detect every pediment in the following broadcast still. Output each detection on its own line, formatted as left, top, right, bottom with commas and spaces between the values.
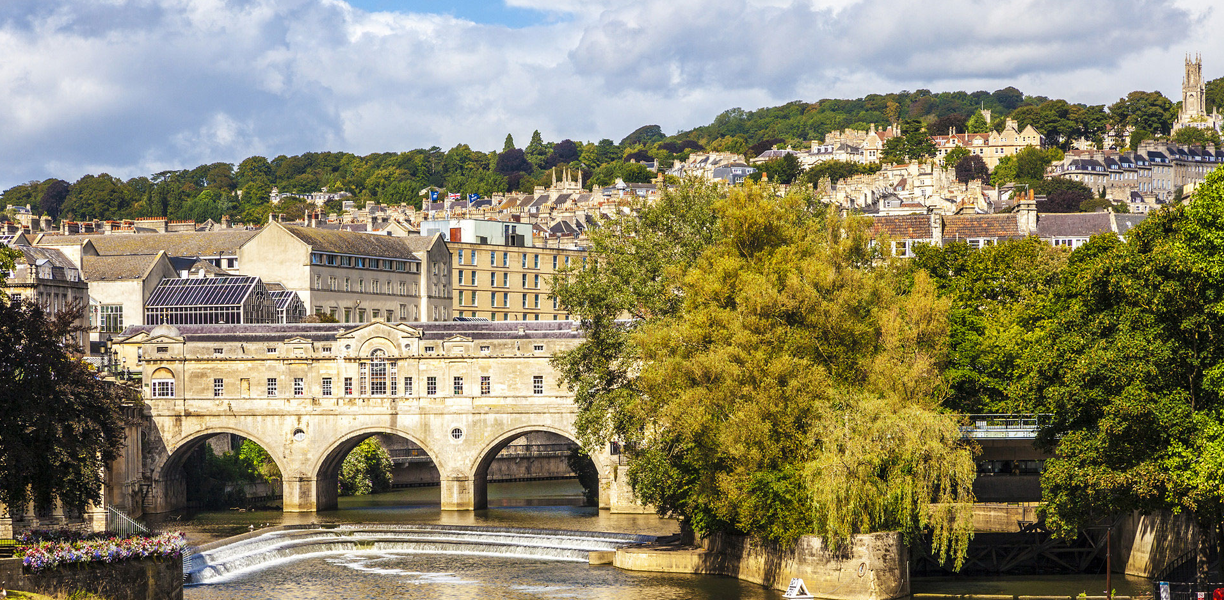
443, 335, 473, 343
337, 320, 422, 339
143, 334, 184, 344
284, 336, 313, 344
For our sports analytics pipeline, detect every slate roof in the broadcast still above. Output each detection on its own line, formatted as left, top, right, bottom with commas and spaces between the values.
116, 320, 583, 343
1113, 214, 1147, 234
1035, 212, 1112, 238
278, 225, 430, 259
943, 214, 1022, 240
869, 215, 934, 240
81, 254, 164, 281
44, 230, 258, 258
11, 245, 78, 270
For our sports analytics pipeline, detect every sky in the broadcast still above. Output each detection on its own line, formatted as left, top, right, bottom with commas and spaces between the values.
0, 0, 1220, 190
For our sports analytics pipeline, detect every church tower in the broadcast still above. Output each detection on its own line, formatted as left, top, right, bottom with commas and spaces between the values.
1181, 53, 1206, 122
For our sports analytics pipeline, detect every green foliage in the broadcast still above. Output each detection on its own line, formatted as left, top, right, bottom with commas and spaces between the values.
911, 238, 1068, 413
620, 125, 665, 148
1207, 77, 1224, 114
0, 297, 132, 514
755, 153, 802, 184
1130, 129, 1152, 151
339, 437, 392, 496
566, 447, 601, 506
1109, 91, 1175, 135
943, 147, 971, 169
554, 181, 975, 564
1172, 127, 1222, 147
802, 160, 881, 188
1018, 168, 1224, 542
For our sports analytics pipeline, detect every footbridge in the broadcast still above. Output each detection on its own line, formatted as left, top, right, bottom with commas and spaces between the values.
107, 321, 641, 515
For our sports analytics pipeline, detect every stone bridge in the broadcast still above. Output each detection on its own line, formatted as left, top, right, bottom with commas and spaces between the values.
107, 321, 641, 515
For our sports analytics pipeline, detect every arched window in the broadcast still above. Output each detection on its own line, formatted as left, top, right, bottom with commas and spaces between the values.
363, 349, 388, 396
151, 367, 175, 398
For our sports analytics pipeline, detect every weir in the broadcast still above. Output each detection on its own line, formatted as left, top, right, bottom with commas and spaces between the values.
184, 524, 656, 585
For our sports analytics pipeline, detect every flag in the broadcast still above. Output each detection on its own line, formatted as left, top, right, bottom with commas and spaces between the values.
448, 193, 461, 200
429, 190, 439, 202
468, 193, 480, 201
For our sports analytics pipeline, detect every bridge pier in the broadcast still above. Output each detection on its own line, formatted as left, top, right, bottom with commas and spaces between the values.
283, 477, 320, 513
441, 477, 477, 511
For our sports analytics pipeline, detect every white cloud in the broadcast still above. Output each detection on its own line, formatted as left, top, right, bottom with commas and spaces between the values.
0, 0, 1213, 189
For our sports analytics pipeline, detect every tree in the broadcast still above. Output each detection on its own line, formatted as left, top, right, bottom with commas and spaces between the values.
943, 147, 971, 170
339, 437, 393, 496
1040, 188, 1089, 213
991, 156, 1019, 187
1206, 77, 1224, 115
552, 181, 974, 564
954, 155, 989, 184
546, 139, 581, 168
1021, 168, 1224, 579
620, 125, 665, 147
1172, 126, 1222, 147
1129, 129, 1152, 152
965, 111, 989, 134
1109, 91, 1175, 135
525, 130, 549, 169
0, 266, 133, 515
1014, 146, 1053, 181
932, 113, 968, 135
502, 134, 515, 153
748, 138, 785, 158
756, 153, 801, 184
802, 160, 881, 187
39, 179, 70, 220
993, 87, 1025, 111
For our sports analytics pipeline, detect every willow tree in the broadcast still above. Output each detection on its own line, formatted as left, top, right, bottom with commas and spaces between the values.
553, 181, 976, 566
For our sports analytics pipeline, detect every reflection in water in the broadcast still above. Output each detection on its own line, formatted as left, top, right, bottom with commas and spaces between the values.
913, 574, 1153, 597
156, 481, 678, 545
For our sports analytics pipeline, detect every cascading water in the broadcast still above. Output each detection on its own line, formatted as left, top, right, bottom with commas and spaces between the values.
185, 524, 656, 585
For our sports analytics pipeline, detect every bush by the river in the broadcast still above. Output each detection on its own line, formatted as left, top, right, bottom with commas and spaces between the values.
339, 438, 393, 496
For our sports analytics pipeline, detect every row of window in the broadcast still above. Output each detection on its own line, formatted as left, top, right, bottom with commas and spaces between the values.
150, 374, 550, 398
315, 275, 417, 296
456, 312, 567, 321
459, 292, 553, 309
311, 253, 420, 273
456, 250, 585, 271
456, 271, 544, 289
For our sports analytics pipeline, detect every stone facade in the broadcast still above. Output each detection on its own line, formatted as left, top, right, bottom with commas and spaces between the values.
0, 556, 183, 600
1175, 54, 1223, 132
449, 240, 588, 321
110, 321, 639, 515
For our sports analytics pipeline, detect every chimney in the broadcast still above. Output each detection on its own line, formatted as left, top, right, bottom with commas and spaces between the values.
1018, 190, 1038, 236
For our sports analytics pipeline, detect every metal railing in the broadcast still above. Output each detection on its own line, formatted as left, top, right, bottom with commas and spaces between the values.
106, 506, 150, 537
959, 414, 1051, 439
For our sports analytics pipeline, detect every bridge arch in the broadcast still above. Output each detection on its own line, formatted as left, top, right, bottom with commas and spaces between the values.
467, 425, 609, 510
150, 426, 288, 514
311, 426, 448, 511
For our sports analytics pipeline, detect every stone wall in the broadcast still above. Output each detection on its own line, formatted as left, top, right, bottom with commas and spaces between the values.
615, 532, 908, 600
0, 556, 183, 600
1113, 510, 1199, 578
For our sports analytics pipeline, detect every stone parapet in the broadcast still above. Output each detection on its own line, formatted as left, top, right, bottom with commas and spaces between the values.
0, 556, 183, 600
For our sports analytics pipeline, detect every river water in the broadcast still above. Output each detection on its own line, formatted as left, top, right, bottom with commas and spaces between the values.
172, 481, 1151, 600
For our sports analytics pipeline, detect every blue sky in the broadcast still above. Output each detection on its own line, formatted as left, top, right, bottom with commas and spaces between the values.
344, 0, 555, 27
0, 0, 1219, 189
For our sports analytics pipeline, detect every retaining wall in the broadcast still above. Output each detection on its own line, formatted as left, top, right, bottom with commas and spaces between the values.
0, 556, 182, 600
615, 532, 908, 600
1113, 510, 1198, 578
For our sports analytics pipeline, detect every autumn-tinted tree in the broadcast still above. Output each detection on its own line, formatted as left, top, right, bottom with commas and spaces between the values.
954, 155, 990, 184
0, 253, 133, 515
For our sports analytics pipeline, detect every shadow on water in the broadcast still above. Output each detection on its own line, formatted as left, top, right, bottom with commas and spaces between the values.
151, 480, 679, 545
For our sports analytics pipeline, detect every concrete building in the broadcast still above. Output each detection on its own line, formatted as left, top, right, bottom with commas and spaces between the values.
2, 244, 91, 348
236, 222, 452, 323
420, 219, 587, 321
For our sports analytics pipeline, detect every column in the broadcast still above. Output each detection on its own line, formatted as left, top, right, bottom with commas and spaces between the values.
440, 477, 478, 511
282, 477, 321, 513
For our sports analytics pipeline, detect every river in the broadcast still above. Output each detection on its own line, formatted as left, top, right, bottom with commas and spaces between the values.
170, 480, 1151, 600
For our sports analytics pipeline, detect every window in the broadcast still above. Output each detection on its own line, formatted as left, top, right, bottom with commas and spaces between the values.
425, 345, 435, 353
502, 272, 509, 287
427, 376, 437, 395
322, 346, 332, 354
390, 362, 398, 395
156, 346, 168, 354
404, 376, 413, 395
565, 256, 571, 268
502, 252, 509, 267
532, 375, 544, 395
533, 344, 544, 352
213, 347, 223, 355
454, 376, 464, 395
152, 379, 175, 398
522, 274, 528, 288
480, 345, 490, 353
99, 304, 123, 333
399, 304, 408, 319
267, 347, 277, 354
481, 375, 491, 395
522, 293, 528, 308
458, 251, 465, 265
368, 350, 387, 395
503, 292, 509, 307
490, 251, 496, 266
534, 254, 540, 269
522, 253, 527, 268
294, 377, 304, 396
534, 274, 540, 289
322, 377, 333, 396
470, 250, 477, 265
459, 291, 465, 306
213, 378, 224, 397
344, 377, 353, 395
553, 256, 558, 270
266, 378, 278, 397
534, 294, 540, 308
458, 271, 465, 285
